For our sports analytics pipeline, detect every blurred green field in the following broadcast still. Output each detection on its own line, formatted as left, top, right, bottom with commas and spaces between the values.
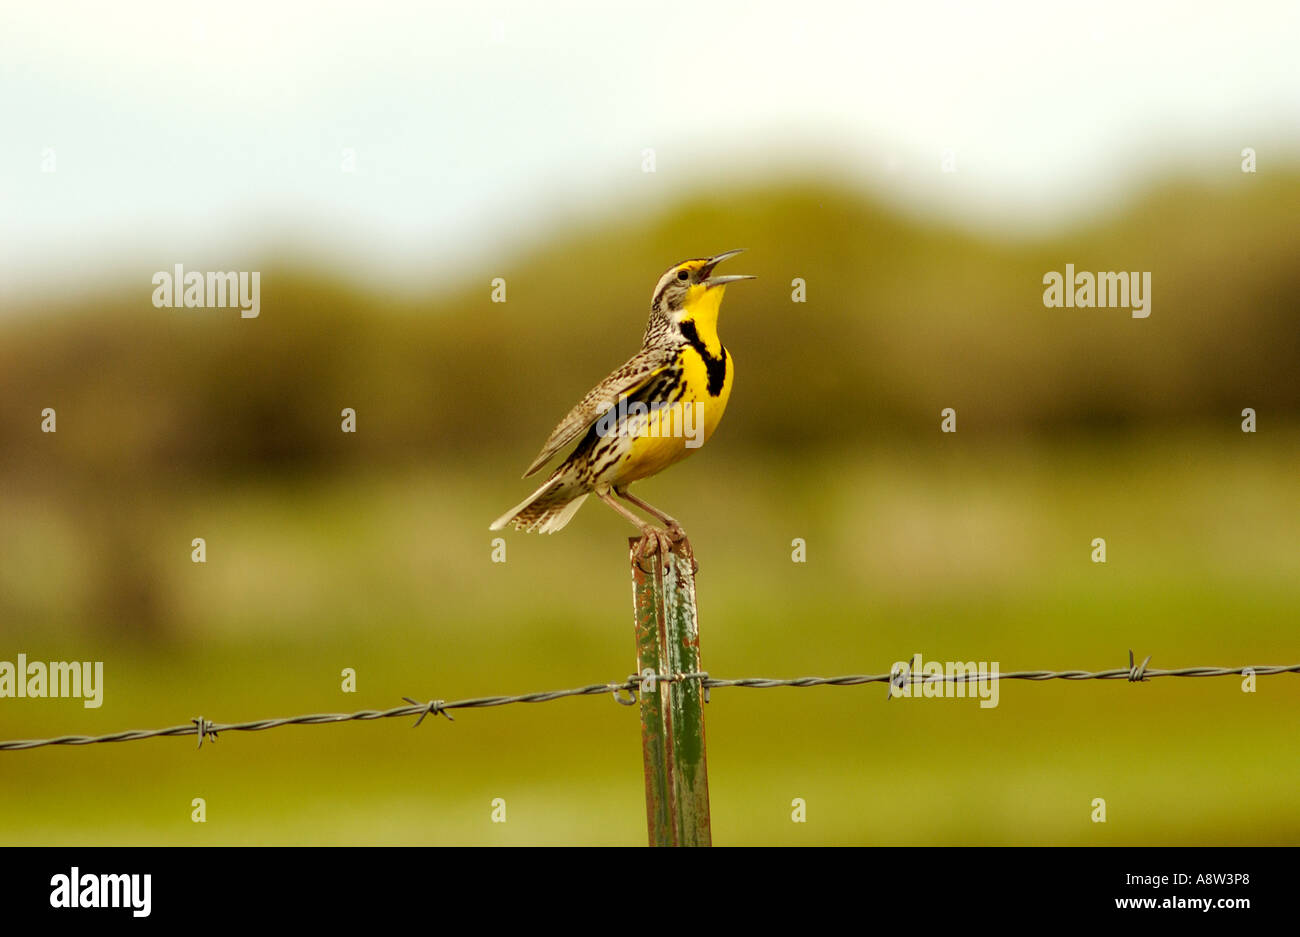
3, 434, 1296, 845
2, 173, 1297, 844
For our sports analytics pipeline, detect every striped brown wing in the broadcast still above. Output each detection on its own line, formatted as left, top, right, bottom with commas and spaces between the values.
522, 345, 677, 477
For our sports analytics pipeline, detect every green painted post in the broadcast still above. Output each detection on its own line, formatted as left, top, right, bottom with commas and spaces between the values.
630, 537, 711, 847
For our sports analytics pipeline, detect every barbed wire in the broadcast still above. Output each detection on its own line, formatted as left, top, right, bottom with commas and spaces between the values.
1, 652, 1296, 752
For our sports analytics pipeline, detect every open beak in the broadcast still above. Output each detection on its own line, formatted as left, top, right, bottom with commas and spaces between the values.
700, 249, 755, 288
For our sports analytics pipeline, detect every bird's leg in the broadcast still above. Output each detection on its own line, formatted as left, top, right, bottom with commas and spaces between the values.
595, 490, 671, 558
615, 487, 687, 543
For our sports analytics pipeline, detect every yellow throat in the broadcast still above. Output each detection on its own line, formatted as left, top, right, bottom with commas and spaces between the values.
679, 282, 727, 357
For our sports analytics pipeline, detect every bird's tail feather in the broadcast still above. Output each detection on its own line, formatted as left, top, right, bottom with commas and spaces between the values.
490, 476, 589, 534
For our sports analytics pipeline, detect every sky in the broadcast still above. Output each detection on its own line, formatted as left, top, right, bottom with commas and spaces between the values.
2, 0, 1298, 298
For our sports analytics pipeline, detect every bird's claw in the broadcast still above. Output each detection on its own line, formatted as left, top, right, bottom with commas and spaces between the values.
634, 529, 658, 560
635, 527, 678, 561
659, 530, 676, 555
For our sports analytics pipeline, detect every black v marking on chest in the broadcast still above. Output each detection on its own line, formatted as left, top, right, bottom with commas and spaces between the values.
678, 320, 729, 397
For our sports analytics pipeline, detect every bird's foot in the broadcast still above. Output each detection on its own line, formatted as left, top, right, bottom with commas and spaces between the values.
665, 524, 695, 569
669, 527, 698, 573
635, 526, 677, 561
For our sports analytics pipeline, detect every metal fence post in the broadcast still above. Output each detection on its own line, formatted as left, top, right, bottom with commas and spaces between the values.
630, 537, 711, 846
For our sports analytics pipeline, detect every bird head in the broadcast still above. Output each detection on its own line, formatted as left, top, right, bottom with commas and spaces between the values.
650, 249, 755, 322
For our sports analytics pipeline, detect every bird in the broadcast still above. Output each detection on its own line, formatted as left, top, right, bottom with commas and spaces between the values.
490, 249, 754, 557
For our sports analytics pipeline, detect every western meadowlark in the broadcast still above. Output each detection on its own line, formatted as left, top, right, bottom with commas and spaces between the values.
490, 249, 754, 556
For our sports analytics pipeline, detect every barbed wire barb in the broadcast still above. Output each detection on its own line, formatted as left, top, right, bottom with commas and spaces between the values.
402, 697, 453, 727
192, 717, 218, 748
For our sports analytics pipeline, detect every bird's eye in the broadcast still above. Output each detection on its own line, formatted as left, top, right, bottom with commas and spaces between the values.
677, 270, 689, 281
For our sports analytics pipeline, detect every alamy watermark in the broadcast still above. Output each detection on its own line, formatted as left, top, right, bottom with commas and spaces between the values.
50, 868, 151, 917
0, 653, 103, 708
152, 264, 260, 318
595, 397, 706, 448
888, 653, 1000, 708
1043, 264, 1150, 318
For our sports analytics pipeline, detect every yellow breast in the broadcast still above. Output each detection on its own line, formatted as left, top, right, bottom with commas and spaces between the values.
614, 345, 733, 484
